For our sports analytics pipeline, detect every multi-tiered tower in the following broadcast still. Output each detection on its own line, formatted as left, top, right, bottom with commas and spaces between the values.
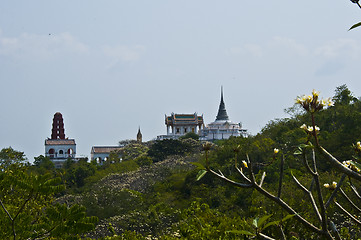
45, 112, 76, 168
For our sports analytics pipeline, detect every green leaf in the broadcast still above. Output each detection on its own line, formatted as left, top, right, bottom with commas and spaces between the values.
196, 169, 207, 181
299, 143, 313, 149
281, 214, 295, 222
190, 162, 206, 169
349, 22, 361, 30
294, 149, 302, 155
263, 220, 279, 230
258, 214, 273, 228
226, 230, 256, 236
262, 214, 294, 230
298, 144, 308, 148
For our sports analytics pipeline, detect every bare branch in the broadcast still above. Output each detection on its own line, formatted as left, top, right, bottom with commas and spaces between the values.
0, 197, 13, 221
318, 147, 361, 181
325, 174, 346, 209
313, 173, 329, 234
207, 168, 252, 188
349, 180, 361, 200
334, 201, 361, 226
252, 183, 323, 234
340, 188, 361, 213
292, 175, 322, 223
279, 224, 286, 240
302, 152, 316, 176
235, 166, 252, 183
247, 155, 257, 184
258, 232, 276, 240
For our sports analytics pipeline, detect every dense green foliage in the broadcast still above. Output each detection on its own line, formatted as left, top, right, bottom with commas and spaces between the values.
147, 139, 195, 162
2, 85, 361, 239
0, 147, 27, 170
0, 163, 97, 239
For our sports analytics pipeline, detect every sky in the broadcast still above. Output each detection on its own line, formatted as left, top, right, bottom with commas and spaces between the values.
1, 1, 361, 162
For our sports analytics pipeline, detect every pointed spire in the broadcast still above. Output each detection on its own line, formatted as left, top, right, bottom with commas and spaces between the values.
137, 126, 142, 142
216, 86, 229, 121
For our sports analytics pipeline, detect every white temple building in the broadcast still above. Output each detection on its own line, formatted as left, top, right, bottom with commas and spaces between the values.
157, 113, 204, 140
200, 88, 247, 141
90, 146, 123, 164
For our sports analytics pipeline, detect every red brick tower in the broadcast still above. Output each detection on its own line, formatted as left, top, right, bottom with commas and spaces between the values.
51, 112, 66, 139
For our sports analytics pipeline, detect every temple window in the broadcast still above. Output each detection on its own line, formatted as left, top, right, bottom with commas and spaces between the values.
176, 128, 180, 133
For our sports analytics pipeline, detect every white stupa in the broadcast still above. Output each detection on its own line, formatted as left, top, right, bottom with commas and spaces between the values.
200, 87, 247, 140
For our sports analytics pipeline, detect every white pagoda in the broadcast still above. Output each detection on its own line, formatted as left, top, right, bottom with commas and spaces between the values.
200, 87, 247, 141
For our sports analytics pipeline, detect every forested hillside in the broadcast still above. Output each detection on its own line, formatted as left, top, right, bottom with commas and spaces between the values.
1, 85, 361, 239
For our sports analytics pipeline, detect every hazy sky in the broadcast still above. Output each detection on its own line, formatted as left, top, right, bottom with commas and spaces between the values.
1, 1, 361, 162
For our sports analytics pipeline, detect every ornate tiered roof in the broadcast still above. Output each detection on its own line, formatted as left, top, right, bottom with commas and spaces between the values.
165, 113, 204, 126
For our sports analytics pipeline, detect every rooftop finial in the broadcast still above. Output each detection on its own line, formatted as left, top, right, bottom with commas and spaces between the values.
221, 86, 224, 102
216, 86, 229, 121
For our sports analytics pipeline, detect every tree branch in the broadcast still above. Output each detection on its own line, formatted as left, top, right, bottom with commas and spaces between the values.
258, 232, 276, 240
235, 166, 252, 183
313, 173, 329, 235
349, 179, 361, 200
325, 174, 346, 209
334, 201, 361, 226
302, 152, 316, 176
340, 188, 361, 213
252, 182, 323, 234
207, 168, 252, 188
318, 147, 361, 181
292, 175, 322, 223
0, 197, 13, 221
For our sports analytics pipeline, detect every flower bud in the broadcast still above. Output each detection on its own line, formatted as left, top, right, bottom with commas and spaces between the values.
242, 160, 248, 168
